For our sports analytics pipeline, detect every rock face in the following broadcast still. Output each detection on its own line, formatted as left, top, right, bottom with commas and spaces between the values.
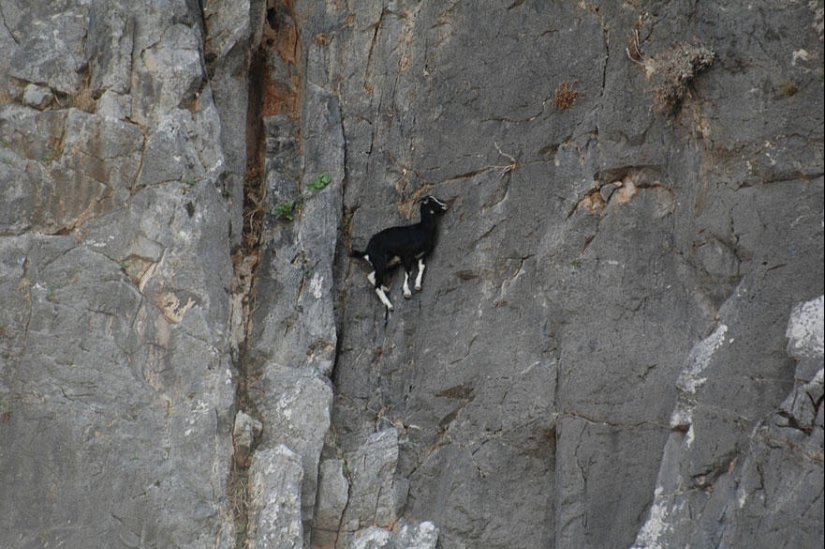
0, 1, 240, 547
0, 2, 822, 549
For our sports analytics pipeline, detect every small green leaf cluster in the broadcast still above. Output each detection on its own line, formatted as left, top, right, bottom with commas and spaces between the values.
271, 199, 298, 221
270, 174, 332, 222
306, 173, 332, 191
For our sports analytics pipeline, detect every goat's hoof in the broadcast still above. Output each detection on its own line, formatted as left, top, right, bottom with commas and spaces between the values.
414, 285, 422, 292
403, 292, 412, 299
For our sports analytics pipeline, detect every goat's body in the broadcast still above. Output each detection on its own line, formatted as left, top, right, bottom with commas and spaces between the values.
351, 196, 448, 310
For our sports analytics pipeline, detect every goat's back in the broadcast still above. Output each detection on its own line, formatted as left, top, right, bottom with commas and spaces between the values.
366, 224, 432, 257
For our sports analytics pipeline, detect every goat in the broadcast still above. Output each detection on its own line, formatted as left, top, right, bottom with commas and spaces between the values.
350, 195, 449, 310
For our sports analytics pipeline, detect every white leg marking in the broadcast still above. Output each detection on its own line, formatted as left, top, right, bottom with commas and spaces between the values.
414, 259, 425, 291
403, 272, 412, 298
375, 287, 394, 310
367, 271, 376, 285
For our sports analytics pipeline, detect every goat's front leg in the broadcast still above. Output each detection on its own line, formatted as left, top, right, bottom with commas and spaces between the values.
414, 258, 426, 291
401, 257, 416, 299
402, 270, 413, 298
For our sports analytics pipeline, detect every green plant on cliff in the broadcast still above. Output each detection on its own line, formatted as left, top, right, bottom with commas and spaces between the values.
43, 146, 62, 163
306, 173, 332, 191
272, 199, 299, 221
270, 174, 332, 222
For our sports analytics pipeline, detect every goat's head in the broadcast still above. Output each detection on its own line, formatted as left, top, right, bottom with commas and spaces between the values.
419, 195, 449, 216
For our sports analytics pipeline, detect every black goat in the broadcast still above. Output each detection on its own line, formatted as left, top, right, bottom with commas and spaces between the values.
350, 195, 448, 310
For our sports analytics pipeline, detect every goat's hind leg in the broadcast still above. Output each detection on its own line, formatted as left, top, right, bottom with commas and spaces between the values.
374, 285, 394, 310
367, 262, 394, 310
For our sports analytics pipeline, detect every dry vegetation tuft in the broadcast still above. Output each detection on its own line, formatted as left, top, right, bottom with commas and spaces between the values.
0, 89, 14, 106
648, 42, 715, 115
554, 79, 579, 110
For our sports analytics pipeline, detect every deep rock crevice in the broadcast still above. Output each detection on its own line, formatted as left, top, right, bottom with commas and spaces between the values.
225, 0, 306, 545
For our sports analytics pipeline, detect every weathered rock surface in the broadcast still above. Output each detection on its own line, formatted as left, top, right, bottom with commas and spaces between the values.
339, 428, 405, 533
248, 445, 305, 549
234, 410, 263, 468
1, 1, 239, 547
1, 1, 822, 549
303, 1, 824, 548
633, 295, 824, 549
346, 520, 438, 549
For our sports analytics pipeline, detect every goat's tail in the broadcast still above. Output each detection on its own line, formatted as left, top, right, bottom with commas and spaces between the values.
350, 249, 367, 260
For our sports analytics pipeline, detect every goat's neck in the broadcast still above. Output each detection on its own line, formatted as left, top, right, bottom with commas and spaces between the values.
419, 214, 439, 235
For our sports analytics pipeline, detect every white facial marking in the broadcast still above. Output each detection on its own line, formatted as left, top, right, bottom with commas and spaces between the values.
428, 196, 447, 209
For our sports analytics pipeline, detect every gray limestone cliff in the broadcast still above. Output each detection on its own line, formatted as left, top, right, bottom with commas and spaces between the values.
1, 1, 822, 549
